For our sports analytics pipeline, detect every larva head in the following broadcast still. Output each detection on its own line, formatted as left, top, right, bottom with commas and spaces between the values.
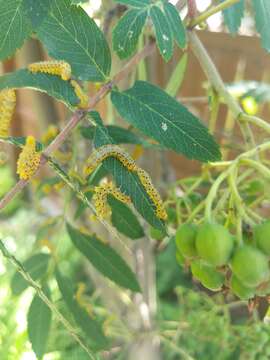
61, 62, 72, 81
70, 80, 88, 109
83, 164, 94, 177
26, 135, 36, 147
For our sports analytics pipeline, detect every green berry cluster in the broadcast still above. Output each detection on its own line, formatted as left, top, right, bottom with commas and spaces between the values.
175, 221, 270, 300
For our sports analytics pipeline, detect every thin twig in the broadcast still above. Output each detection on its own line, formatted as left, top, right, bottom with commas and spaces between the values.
188, 0, 241, 28
187, 31, 256, 150
0, 239, 96, 360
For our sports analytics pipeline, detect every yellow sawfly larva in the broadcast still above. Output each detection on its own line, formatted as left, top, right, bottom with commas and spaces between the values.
28, 60, 72, 81
70, 80, 89, 109
84, 144, 137, 176
136, 167, 167, 220
93, 182, 131, 219
16, 136, 41, 180
0, 88, 16, 137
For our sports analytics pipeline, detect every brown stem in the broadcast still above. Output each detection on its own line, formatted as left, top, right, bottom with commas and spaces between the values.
0, 41, 155, 211
187, 0, 197, 19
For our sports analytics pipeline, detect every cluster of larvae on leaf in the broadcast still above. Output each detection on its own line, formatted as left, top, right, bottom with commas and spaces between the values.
0, 60, 166, 221
175, 221, 270, 300
84, 144, 167, 221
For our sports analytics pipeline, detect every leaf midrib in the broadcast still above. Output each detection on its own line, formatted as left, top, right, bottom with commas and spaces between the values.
79, 234, 139, 290
0, 0, 21, 53
47, 7, 106, 79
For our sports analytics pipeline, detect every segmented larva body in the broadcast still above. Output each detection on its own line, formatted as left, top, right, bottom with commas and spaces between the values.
16, 136, 41, 180
84, 144, 137, 176
0, 89, 16, 137
70, 80, 89, 109
28, 60, 71, 81
93, 182, 131, 218
137, 167, 167, 220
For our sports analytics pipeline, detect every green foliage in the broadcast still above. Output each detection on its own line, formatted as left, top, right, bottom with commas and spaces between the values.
0, 0, 32, 60
23, 0, 51, 28
113, 8, 148, 59
108, 196, 145, 239
150, 5, 173, 62
66, 223, 141, 292
111, 81, 221, 162
81, 124, 147, 145
55, 268, 108, 350
252, 0, 270, 52
156, 237, 192, 296
0, 136, 43, 151
163, 1, 186, 49
11, 253, 50, 295
0, 69, 79, 108
222, 0, 245, 34
114, 0, 150, 8
27, 285, 52, 359
35, 0, 111, 81
166, 53, 188, 97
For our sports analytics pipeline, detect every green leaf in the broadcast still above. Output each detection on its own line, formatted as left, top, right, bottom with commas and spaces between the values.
93, 119, 166, 231
108, 196, 145, 239
150, 5, 173, 62
0, 69, 79, 108
252, 0, 270, 52
55, 268, 108, 350
22, 0, 51, 28
165, 53, 188, 97
11, 253, 50, 295
157, 237, 192, 296
0, 136, 43, 151
81, 125, 146, 145
111, 81, 221, 162
163, 2, 186, 48
222, 0, 244, 34
0, 0, 32, 60
36, 0, 111, 81
114, 0, 150, 7
27, 285, 52, 359
113, 8, 147, 59
67, 223, 141, 292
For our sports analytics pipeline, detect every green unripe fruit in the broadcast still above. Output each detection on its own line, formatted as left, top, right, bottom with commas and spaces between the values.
175, 223, 197, 258
231, 245, 270, 287
175, 250, 185, 267
167, 207, 177, 224
150, 227, 165, 241
230, 274, 255, 300
191, 259, 225, 291
254, 221, 270, 256
195, 223, 234, 266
